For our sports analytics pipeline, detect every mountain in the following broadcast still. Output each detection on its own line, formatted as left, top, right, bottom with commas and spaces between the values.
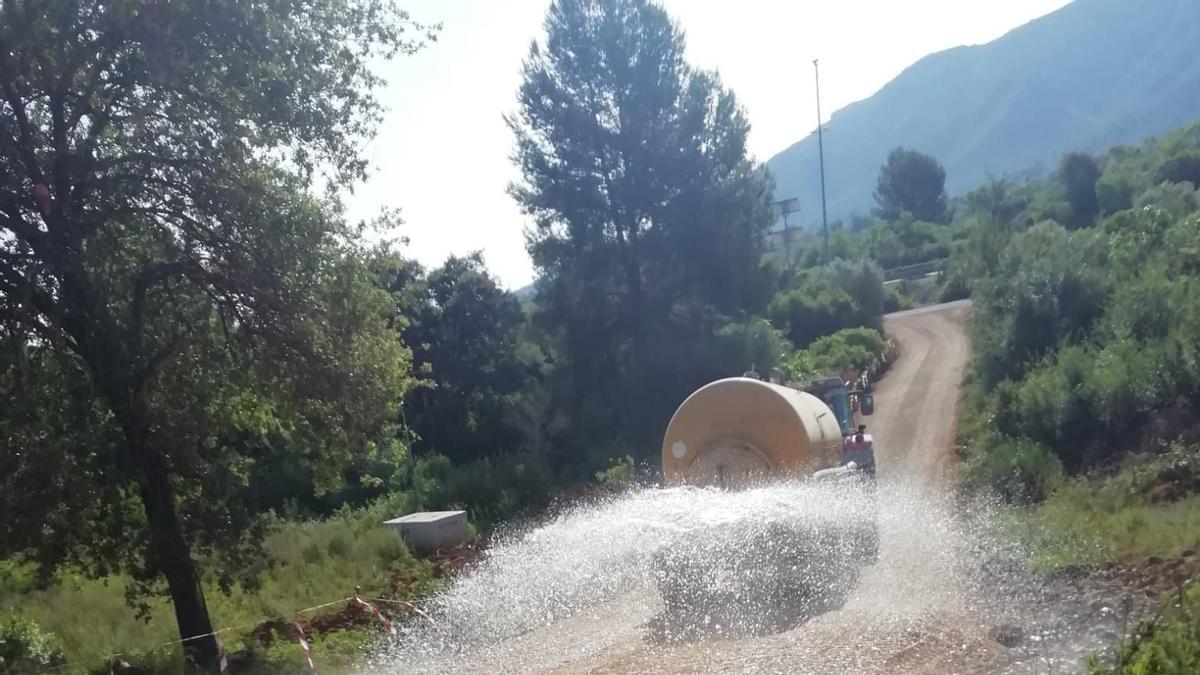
766, 0, 1200, 227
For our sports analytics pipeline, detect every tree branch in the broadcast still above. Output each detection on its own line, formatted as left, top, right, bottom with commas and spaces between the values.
0, 302, 59, 344
0, 257, 57, 325
130, 260, 192, 346
0, 204, 50, 254
0, 42, 47, 186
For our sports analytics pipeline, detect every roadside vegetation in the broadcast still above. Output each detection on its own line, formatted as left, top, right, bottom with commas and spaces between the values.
1087, 581, 1200, 674
942, 121, 1200, 673
954, 121, 1200, 515
0, 1, 893, 672
9, 0, 1198, 671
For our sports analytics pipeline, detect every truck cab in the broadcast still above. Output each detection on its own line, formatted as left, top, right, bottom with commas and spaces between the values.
800, 376, 876, 474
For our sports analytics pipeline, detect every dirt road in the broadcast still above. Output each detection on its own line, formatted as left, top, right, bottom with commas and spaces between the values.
870, 300, 972, 485
536, 301, 1000, 675
386, 298, 1147, 674
384, 299, 1134, 674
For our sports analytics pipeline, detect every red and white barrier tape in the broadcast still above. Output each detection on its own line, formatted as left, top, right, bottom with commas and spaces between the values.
368, 595, 439, 626
404, 600, 438, 625
107, 655, 130, 674
44, 594, 387, 674
295, 622, 317, 672
355, 595, 397, 634
218, 638, 232, 675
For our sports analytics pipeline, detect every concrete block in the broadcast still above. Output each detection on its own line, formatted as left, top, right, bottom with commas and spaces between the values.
384, 510, 468, 556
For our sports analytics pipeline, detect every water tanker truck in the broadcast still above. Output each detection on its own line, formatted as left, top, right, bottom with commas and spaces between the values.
651, 374, 879, 637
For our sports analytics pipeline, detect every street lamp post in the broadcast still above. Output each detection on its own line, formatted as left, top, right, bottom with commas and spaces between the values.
813, 59, 829, 261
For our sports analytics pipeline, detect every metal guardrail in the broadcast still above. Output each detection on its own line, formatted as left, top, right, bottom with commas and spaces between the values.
884, 258, 948, 282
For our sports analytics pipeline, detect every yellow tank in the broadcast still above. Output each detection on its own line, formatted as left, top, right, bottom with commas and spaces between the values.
661, 377, 844, 487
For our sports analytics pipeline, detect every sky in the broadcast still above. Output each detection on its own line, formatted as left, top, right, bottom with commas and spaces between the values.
349, 0, 1072, 289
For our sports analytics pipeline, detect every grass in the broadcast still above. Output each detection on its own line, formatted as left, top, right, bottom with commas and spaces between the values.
1005, 444, 1200, 570
1085, 578, 1200, 674
0, 505, 441, 673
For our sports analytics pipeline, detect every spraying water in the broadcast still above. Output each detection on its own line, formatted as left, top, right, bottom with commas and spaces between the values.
363, 478, 1147, 674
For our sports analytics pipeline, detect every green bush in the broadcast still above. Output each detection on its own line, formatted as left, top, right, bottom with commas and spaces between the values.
861, 213, 953, 269
998, 445, 1200, 571
1135, 180, 1198, 218
767, 258, 887, 350
960, 431, 1064, 504
0, 613, 65, 673
768, 280, 864, 348
596, 455, 636, 492
711, 317, 793, 376
937, 268, 970, 302
1086, 575, 1200, 674
990, 345, 1094, 467
883, 283, 914, 313
970, 221, 1108, 390
1157, 150, 1200, 186
780, 349, 818, 382
806, 327, 888, 373
822, 258, 887, 325
403, 451, 554, 529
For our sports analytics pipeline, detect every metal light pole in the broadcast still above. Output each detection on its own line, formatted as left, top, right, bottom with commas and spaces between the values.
813, 59, 829, 261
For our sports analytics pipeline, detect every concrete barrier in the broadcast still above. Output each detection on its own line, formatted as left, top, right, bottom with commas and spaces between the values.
384, 511, 468, 556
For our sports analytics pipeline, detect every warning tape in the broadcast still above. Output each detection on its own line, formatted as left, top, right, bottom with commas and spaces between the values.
368, 596, 439, 625
40, 591, 429, 674
295, 621, 317, 672
107, 654, 130, 673
218, 638, 231, 675
354, 594, 397, 635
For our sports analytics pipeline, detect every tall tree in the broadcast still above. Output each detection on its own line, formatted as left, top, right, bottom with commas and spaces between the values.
873, 147, 948, 222
0, 1, 427, 665
1058, 152, 1101, 227
402, 254, 532, 463
508, 0, 773, 457
965, 178, 1029, 226
1157, 151, 1200, 187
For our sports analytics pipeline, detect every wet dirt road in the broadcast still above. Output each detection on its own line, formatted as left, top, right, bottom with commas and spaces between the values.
387, 300, 1130, 674
536, 301, 1008, 675
870, 300, 972, 485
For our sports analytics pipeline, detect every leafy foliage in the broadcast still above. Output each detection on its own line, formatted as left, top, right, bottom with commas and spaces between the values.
0, 613, 65, 673
1086, 582, 1200, 675
768, 260, 885, 348
400, 254, 534, 464
873, 147, 948, 223
0, 0, 430, 660
1158, 152, 1200, 187
805, 327, 888, 374
780, 327, 889, 383
596, 456, 637, 492
769, 279, 862, 349
508, 0, 777, 463
1059, 152, 1101, 227
959, 121, 1200, 501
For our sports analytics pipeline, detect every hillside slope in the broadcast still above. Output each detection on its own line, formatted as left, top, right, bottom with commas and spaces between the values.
767, 0, 1200, 226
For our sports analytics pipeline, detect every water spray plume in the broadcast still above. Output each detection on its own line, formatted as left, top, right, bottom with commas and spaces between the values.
363, 479, 1140, 673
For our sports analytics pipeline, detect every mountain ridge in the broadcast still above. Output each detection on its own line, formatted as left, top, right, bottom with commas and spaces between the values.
766, 0, 1200, 226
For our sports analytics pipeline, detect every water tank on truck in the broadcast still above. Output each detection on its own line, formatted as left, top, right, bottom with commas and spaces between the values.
660, 377, 846, 487
651, 376, 880, 637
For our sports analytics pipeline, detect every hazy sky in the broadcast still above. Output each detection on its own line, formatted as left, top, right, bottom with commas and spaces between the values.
350, 0, 1071, 289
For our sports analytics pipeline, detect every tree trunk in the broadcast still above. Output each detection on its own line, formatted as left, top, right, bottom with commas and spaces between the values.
127, 417, 218, 669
